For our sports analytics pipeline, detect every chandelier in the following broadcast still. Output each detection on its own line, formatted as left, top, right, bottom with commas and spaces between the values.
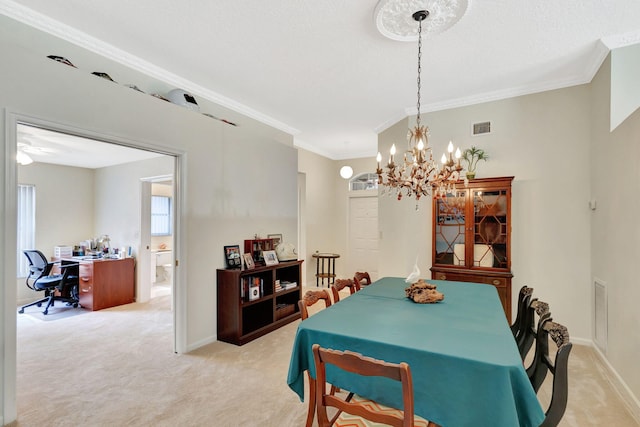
376, 10, 464, 202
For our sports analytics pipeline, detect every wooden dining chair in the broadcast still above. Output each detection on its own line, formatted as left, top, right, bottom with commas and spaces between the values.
518, 298, 551, 360
526, 317, 573, 427
511, 285, 534, 339
298, 290, 333, 427
312, 344, 439, 427
298, 289, 332, 320
330, 278, 359, 303
353, 271, 372, 288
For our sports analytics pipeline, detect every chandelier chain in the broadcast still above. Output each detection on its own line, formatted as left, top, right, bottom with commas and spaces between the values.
416, 17, 422, 128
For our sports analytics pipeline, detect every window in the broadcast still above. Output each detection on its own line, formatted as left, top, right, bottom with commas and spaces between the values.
17, 184, 36, 278
349, 173, 378, 191
151, 195, 172, 236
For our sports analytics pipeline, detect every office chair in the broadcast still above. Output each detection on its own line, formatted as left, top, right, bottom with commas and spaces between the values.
19, 250, 80, 315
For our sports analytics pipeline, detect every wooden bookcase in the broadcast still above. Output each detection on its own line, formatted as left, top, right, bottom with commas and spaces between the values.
430, 176, 514, 322
217, 260, 303, 345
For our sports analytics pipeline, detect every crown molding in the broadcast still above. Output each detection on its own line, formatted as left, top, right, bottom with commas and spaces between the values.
0, 0, 299, 137
293, 138, 335, 159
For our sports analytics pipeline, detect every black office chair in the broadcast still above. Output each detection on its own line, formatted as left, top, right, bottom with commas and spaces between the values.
19, 250, 80, 315
526, 316, 572, 427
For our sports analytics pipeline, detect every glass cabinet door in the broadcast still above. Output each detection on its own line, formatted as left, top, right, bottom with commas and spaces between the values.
434, 190, 467, 266
473, 188, 509, 268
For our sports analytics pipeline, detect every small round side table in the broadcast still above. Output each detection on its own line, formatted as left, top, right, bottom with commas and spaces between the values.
312, 253, 340, 287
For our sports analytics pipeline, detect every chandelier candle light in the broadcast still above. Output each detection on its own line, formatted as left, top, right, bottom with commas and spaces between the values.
376, 10, 464, 204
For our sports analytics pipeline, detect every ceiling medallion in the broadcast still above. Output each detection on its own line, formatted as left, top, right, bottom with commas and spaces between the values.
374, 0, 469, 41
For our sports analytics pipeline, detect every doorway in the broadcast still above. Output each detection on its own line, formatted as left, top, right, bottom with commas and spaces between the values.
9, 117, 184, 421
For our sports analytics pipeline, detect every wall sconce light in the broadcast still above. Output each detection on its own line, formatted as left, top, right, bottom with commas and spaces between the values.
340, 166, 354, 179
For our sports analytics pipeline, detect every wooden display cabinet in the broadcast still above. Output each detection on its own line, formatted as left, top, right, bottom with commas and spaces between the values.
217, 260, 303, 345
430, 176, 514, 322
244, 238, 275, 264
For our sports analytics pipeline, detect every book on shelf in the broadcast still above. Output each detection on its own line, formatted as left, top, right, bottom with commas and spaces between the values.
241, 276, 264, 300
282, 281, 297, 290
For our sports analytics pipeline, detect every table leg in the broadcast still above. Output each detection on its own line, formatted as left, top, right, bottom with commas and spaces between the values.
330, 258, 335, 285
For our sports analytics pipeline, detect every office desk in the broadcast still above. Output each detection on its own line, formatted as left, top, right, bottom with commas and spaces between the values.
61, 257, 135, 311
287, 277, 544, 427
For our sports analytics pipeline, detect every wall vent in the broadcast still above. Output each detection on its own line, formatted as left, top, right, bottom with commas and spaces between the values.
594, 278, 608, 353
472, 121, 491, 136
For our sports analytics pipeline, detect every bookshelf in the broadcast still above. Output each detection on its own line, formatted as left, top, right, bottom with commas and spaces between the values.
216, 260, 303, 345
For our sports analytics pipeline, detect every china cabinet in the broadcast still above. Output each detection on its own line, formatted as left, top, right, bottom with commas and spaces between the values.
431, 176, 513, 321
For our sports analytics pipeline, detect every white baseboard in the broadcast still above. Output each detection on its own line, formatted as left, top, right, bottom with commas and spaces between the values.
186, 334, 217, 353
588, 340, 640, 424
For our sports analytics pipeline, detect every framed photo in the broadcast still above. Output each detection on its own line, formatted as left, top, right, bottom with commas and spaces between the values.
263, 250, 279, 266
224, 245, 241, 269
267, 234, 282, 248
243, 253, 255, 269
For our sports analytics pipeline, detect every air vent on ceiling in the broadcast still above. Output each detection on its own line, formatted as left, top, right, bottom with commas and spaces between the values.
472, 121, 491, 136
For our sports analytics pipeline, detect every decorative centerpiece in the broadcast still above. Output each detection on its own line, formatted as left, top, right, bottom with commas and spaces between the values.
405, 279, 444, 304
461, 146, 489, 179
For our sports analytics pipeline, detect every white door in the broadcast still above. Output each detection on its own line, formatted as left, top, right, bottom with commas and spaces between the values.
348, 196, 379, 281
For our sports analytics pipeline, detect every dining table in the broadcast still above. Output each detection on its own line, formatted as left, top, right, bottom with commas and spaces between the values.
287, 277, 545, 427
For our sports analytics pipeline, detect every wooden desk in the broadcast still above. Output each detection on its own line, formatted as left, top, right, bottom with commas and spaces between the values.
288, 277, 544, 426
61, 257, 135, 311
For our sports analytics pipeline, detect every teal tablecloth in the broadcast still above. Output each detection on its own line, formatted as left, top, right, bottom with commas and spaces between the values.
287, 277, 545, 427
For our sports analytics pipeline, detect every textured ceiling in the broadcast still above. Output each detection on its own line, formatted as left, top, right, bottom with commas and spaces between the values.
3, 0, 640, 160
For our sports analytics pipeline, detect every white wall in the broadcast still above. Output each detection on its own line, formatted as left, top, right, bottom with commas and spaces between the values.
1, 15, 297, 424
590, 51, 640, 410
378, 86, 593, 343
16, 163, 94, 304
94, 156, 174, 258
298, 149, 339, 286
610, 43, 640, 131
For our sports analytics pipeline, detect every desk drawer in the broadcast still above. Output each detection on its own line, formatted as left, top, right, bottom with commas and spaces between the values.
78, 263, 94, 310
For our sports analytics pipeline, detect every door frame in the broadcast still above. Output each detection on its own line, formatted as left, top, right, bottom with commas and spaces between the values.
2, 110, 187, 423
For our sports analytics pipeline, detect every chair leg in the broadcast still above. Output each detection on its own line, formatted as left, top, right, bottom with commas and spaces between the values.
42, 295, 56, 315
18, 296, 50, 314
305, 373, 316, 427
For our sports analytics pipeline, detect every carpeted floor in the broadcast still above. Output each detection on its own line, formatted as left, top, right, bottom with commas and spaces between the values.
14, 288, 640, 426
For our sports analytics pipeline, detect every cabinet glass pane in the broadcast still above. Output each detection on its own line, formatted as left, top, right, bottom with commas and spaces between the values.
434, 191, 466, 266
473, 189, 508, 268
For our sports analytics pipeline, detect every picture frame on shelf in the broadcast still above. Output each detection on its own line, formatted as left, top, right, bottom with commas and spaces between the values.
224, 245, 242, 269
263, 250, 279, 266
267, 234, 282, 248
243, 253, 255, 269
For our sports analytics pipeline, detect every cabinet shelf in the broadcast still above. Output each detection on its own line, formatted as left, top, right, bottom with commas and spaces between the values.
217, 260, 303, 345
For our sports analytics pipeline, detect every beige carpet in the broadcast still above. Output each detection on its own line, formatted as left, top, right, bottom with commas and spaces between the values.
14, 288, 640, 427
